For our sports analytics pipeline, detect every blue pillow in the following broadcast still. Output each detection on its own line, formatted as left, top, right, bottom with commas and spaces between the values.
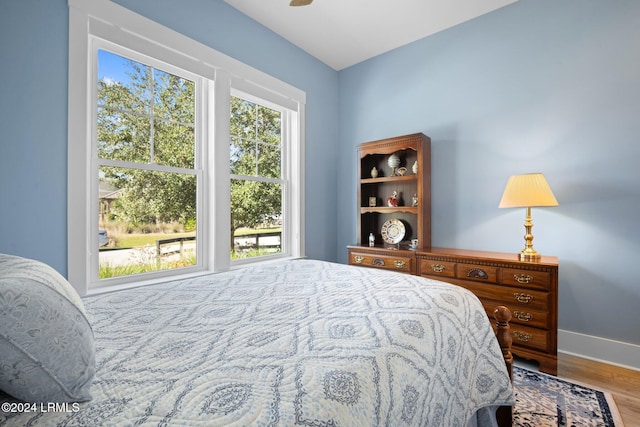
0, 254, 95, 403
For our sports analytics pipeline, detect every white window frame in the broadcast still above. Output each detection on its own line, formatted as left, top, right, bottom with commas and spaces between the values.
93, 40, 206, 285
230, 89, 292, 266
68, 0, 305, 296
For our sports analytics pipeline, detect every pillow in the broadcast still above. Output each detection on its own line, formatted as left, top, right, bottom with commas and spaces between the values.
0, 254, 95, 403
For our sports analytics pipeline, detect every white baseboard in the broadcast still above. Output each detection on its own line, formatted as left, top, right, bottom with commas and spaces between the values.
559, 329, 640, 372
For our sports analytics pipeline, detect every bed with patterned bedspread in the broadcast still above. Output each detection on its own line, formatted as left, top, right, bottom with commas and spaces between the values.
1, 258, 514, 426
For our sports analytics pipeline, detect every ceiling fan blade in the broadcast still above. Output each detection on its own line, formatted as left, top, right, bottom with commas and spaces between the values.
290, 0, 313, 6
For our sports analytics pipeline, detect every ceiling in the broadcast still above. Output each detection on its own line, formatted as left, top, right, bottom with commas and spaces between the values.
224, 0, 518, 71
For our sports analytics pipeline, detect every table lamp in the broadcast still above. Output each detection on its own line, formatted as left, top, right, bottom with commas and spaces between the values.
499, 173, 558, 260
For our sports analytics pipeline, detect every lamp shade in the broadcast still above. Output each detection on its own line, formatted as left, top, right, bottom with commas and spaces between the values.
499, 173, 558, 208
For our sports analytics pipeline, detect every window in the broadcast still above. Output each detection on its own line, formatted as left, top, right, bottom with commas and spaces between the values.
230, 95, 284, 261
68, 0, 305, 295
97, 48, 199, 279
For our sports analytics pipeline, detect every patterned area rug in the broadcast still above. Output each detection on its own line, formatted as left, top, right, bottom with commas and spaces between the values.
513, 366, 624, 426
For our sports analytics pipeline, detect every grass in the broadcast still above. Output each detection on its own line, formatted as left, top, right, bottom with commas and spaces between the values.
114, 232, 195, 249
99, 250, 197, 279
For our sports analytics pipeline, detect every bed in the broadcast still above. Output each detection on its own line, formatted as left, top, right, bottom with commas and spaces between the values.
0, 255, 514, 426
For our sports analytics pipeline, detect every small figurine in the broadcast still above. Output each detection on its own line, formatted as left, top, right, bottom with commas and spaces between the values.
387, 191, 399, 207
411, 194, 418, 207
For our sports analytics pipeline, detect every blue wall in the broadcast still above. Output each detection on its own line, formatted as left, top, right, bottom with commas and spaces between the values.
337, 0, 640, 345
0, 0, 339, 270
0, 0, 69, 270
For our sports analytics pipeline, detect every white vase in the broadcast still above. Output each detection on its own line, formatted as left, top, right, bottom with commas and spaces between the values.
412, 160, 418, 174
388, 154, 400, 175
371, 167, 378, 178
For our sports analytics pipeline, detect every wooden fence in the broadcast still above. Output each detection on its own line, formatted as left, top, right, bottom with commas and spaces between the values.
156, 231, 281, 257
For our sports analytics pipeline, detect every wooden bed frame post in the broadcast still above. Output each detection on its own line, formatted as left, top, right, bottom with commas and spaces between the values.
494, 305, 514, 427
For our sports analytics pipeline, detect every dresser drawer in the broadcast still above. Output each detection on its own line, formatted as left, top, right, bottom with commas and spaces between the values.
456, 263, 498, 283
480, 298, 549, 329
501, 268, 551, 291
452, 280, 550, 312
349, 252, 413, 273
494, 322, 550, 353
419, 259, 456, 278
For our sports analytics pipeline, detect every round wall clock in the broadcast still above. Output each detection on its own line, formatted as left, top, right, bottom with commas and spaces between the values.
381, 219, 405, 244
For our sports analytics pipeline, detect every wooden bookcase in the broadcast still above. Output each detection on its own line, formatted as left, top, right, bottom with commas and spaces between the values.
356, 133, 431, 253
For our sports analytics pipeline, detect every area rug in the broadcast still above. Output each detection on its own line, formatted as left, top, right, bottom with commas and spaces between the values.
513, 366, 624, 426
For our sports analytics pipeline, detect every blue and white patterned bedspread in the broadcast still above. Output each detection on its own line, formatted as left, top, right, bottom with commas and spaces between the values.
1, 259, 514, 426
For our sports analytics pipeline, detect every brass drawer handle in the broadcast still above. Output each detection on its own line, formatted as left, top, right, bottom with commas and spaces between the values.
513, 331, 533, 342
513, 311, 532, 322
354, 256, 364, 264
430, 263, 445, 273
372, 258, 385, 266
394, 260, 406, 269
514, 293, 534, 303
514, 274, 533, 284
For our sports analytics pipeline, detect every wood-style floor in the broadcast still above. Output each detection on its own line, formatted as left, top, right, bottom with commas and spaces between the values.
557, 353, 639, 426
515, 353, 639, 426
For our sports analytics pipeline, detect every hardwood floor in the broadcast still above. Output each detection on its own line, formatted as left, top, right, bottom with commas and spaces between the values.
556, 353, 640, 426
516, 353, 640, 426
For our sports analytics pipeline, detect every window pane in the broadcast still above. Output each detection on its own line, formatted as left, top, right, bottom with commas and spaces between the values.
99, 166, 197, 279
98, 49, 195, 168
257, 141, 281, 179
154, 120, 195, 168
152, 68, 195, 123
97, 108, 151, 163
256, 104, 281, 145
230, 135, 257, 176
230, 98, 256, 141
231, 179, 282, 259
229, 97, 282, 179
98, 50, 150, 114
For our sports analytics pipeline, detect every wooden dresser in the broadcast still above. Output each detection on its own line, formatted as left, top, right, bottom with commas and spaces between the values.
347, 245, 559, 374
415, 247, 559, 375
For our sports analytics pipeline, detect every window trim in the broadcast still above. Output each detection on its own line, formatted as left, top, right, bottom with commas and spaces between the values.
68, 0, 305, 295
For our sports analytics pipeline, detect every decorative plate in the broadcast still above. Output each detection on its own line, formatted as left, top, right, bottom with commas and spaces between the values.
381, 219, 405, 244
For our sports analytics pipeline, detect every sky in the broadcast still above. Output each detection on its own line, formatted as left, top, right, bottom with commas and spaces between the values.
98, 49, 134, 85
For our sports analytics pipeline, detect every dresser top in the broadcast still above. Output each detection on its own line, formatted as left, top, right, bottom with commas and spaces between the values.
419, 247, 558, 266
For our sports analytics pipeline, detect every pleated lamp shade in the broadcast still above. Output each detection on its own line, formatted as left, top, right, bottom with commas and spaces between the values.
499, 173, 558, 208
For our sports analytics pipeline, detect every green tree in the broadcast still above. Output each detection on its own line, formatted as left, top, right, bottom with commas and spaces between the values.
97, 56, 196, 227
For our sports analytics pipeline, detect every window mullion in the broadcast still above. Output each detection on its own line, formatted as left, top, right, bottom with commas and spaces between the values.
98, 158, 195, 175
149, 68, 155, 164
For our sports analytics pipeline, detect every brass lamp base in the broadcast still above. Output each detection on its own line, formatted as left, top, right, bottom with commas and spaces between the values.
519, 206, 541, 261
519, 247, 541, 261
